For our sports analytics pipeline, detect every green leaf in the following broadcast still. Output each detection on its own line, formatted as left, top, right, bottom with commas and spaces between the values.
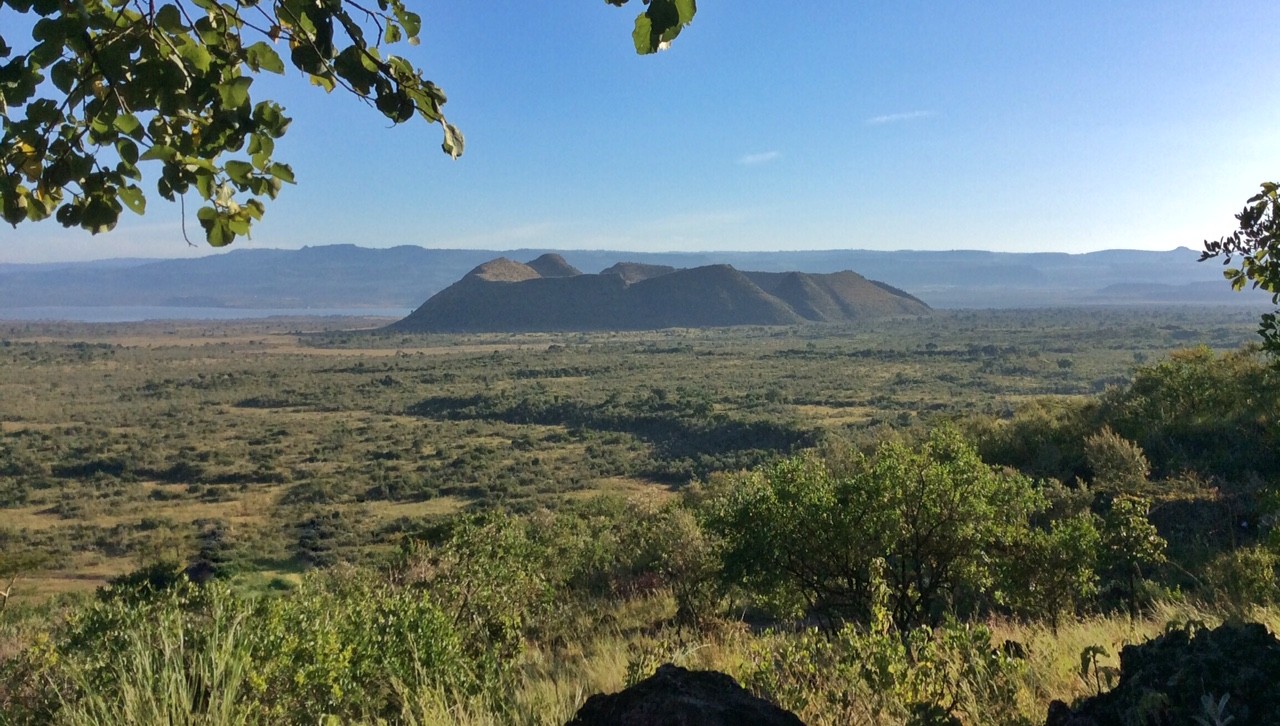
195, 171, 215, 200
119, 184, 146, 214
50, 60, 77, 92
113, 113, 142, 136
375, 88, 413, 122
632, 15, 655, 55
3, 189, 29, 226
217, 76, 253, 109
177, 40, 213, 73
248, 134, 275, 169
82, 196, 120, 234
154, 4, 185, 32
224, 160, 254, 185
245, 41, 285, 74
334, 46, 378, 93
227, 215, 251, 235
115, 138, 140, 165
395, 8, 421, 38
54, 201, 81, 228
308, 73, 337, 92
674, 0, 696, 25
139, 145, 178, 162
252, 102, 291, 136
197, 206, 233, 246
267, 163, 295, 184
632, 0, 695, 54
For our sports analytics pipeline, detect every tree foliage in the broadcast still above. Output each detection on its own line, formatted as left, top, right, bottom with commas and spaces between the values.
0, 0, 695, 245
997, 511, 1100, 630
979, 346, 1280, 486
1083, 426, 1149, 495
1102, 495, 1167, 619
700, 427, 1045, 631
1203, 181, 1280, 355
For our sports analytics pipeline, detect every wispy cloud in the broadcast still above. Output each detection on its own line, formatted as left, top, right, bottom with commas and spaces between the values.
737, 151, 781, 166
864, 110, 934, 126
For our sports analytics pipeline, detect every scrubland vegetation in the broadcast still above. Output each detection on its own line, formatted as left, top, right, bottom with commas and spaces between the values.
2, 307, 1278, 724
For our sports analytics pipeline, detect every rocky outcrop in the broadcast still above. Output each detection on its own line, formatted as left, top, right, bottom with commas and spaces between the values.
566, 664, 806, 726
1046, 622, 1280, 725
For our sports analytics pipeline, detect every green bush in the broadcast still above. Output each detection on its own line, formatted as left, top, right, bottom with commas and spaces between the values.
742, 618, 1030, 725
700, 427, 1045, 630
1203, 546, 1279, 610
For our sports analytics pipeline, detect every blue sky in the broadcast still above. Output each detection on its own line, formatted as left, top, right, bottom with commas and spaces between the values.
6, 1, 1279, 262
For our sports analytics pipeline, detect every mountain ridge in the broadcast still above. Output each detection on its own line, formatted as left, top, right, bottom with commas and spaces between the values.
388, 257, 931, 332
0, 244, 1271, 312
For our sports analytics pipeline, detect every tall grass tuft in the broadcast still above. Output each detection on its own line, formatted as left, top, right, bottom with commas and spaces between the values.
55, 593, 251, 726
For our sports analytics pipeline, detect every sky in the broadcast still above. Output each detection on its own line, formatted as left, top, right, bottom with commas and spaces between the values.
4, 1, 1280, 262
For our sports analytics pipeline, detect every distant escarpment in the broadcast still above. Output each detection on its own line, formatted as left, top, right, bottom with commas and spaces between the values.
388, 256, 931, 333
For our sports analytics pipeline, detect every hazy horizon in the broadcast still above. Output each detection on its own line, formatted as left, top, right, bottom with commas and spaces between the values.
0, 242, 1210, 268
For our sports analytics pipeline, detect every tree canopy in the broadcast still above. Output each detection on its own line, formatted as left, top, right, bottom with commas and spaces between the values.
1202, 181, 1280, 356
0, 0, 696, 245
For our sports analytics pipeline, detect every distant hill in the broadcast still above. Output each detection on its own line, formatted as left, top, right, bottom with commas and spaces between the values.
388, 258, 931, 332
0, 244, 1273, 315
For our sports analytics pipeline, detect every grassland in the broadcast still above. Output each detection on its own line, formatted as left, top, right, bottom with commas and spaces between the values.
2, 305, 1278, 725
0, 306, 1263, 602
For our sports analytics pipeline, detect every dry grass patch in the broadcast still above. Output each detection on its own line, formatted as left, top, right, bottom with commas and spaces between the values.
362, 496, 470, 519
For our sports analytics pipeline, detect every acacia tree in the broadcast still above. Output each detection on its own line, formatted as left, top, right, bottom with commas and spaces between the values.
1202, 181, 1280, 355
0, 0, 695, 245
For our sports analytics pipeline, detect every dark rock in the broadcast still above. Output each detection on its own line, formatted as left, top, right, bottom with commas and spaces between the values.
1045, 700, 1095, 726
1046, 621, 1280, 725
999, 639, 1027, 660
566, 663, 807, 726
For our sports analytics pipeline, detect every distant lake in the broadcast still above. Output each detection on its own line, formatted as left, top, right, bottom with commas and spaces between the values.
0, 307, 413, 323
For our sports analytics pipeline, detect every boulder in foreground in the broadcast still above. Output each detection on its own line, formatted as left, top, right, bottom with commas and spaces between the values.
566, 663, 806, 726
1046, 621, 1280, 725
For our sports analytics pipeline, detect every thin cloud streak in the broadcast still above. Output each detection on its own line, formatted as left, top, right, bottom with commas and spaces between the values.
737, 151, 781, 166
864, 110, 934, 126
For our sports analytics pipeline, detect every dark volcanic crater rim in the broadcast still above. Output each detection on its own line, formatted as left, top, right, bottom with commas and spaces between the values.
388, 257, 932, 333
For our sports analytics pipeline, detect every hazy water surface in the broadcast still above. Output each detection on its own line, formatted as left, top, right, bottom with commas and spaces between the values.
0, 307, 411, 323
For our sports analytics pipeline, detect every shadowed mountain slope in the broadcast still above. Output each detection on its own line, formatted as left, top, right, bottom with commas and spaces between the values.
600, 261, 678, 283
388, 257, 930, 333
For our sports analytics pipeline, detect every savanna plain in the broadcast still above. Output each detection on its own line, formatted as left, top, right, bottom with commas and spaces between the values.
2, 306, 1278, 724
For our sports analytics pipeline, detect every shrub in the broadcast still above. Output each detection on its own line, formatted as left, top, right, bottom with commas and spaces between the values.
700, 427, 1044, 630
1203, 546, 1279, 610
742, 619, 1030, 725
